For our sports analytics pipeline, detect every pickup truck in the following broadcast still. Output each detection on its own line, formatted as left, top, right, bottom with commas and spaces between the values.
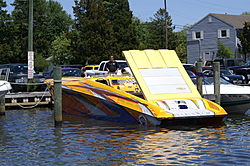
0, 63, 46, 92
86, 60, 128, 76
202, 58, 245, 71
228, 61, 250, 84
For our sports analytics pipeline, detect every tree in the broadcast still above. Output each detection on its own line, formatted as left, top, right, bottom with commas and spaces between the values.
0, 0, 19, 63
72, 0, 119, 64
11, 0, 73, 63
104, 0, 139, 56
49, 33, 71, 65
145, 8, 177, 50
44, 0, 73, 58
34, 54, 49, 72
216, 40, 234, 58
241, 12, 250, 15
132, 17, 150, 50
238, 22, 250, 61
174, 25, 191, 63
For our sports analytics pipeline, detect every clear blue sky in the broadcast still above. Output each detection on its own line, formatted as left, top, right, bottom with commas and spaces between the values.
5, 0, 250, 31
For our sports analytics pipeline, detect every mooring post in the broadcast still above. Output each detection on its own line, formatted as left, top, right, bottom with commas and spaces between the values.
0, 97, 5, 116
196, 61, 203, 96
54, 67, 62, 125
213, 62, 220, 105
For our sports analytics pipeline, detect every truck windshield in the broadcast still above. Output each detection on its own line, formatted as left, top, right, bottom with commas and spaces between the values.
244, 61, 250, 67
10, 65, 28, 74
118, 62, 128, 69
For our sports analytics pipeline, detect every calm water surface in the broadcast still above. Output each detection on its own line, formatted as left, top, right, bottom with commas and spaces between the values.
0, 108, 250, 166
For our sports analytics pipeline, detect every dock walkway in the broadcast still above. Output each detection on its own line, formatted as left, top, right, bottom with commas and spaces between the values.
5, 91, 52, 107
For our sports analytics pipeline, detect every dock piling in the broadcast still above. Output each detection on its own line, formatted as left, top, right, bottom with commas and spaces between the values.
0, 97, 5, 116
54, 67, 62, 125
213, 62, 220, 105
196, 61, 203, 95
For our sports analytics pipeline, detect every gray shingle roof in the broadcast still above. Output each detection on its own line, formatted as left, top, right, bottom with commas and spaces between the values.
211, 13, 250, 29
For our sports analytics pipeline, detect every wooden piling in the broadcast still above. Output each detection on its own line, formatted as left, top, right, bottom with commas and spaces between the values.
196, 61, 203, 96
0, 97, 5, 116
54, 67, 62, 125
213, 62, 220, 105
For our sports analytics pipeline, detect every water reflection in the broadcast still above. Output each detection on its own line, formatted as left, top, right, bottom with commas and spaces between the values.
0, 109, 250, 165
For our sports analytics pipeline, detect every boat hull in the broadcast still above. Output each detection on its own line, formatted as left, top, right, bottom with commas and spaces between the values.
220, 94, 250, 114
48, 84, 227, 126
61, 87, 161, 126
0, 81, 12, 99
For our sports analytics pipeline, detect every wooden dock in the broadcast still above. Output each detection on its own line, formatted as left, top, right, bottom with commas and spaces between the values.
5, 91, 52, 108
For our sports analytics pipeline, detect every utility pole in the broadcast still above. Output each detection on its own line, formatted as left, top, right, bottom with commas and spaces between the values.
164, 0, 168, 49
28, 0, 34, 80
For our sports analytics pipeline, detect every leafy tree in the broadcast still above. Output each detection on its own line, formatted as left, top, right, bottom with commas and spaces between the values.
49, 33, 71, 65
241, 12, 250, 15
0, 0, 19, 63
132, 17, 150, 50
72, 0, 119, 64
216, 40, 234, 58
176, 43, 187, 63
238, 22, 250, 61
45, 0, 73, 58
104, 0, 139, 56
34, 54, 49, 72
11, 0, 73, 64
174, 25, 191, 63
145, 8, 177, 50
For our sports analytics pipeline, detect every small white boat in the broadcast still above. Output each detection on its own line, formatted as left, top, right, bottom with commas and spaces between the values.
201, 77, 250, 114
0, 81, 12, 99
0, 68, 12, 99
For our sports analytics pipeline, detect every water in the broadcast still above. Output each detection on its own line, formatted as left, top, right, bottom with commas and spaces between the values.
1, 109, 250, 166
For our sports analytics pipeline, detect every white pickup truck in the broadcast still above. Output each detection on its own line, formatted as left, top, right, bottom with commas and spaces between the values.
86, 60, 129, 76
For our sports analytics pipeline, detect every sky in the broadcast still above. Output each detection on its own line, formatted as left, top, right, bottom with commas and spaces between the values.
5, 0, 250, 31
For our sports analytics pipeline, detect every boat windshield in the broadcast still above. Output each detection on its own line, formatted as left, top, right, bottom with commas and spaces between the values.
111, 78, 137, 85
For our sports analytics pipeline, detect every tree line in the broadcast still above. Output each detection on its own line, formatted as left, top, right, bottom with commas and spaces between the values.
2, 0, 250, 71
0, 0, 188, 71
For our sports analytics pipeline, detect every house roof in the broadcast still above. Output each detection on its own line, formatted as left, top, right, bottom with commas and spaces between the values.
211, 13, 250, 29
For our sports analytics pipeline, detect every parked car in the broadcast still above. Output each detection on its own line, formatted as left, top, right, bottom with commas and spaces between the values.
186, 70, 196, 79
182, 63, 196, 74
228, 60, 250, 84
87, 60, 128, 76
202, 69, 246, 84
202, 58, 245, 71
59, 64, 84, 69
202, 60, 214, 71
44, 68, 82, 79
84, 64, 99, 70
0, 64, 46, 92
220, 69, 246, 84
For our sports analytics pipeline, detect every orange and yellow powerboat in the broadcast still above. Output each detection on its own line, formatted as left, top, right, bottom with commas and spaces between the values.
46, 50, 227, 126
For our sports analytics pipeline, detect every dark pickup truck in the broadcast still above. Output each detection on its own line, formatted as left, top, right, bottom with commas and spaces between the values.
202, 58, 245, 71
0, 64, 46, 92
228, 61, 250, 84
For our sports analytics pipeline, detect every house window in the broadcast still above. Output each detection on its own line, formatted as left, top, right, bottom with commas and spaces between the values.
218, 29, 230, 38
192, 31, 204, 40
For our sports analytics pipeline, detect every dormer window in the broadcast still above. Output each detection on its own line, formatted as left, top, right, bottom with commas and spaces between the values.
208, 16, 212, 22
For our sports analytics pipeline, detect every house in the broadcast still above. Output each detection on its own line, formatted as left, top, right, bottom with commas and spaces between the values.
187, 13, 250, 64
